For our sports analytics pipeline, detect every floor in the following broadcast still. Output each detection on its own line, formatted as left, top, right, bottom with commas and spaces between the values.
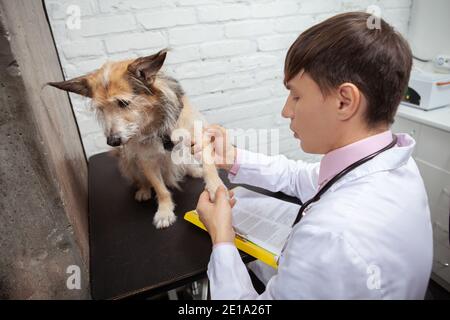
425, 279, 450, 300
150, 277, 450, 300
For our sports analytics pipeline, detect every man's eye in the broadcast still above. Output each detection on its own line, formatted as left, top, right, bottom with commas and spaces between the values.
117, 99, 130, 108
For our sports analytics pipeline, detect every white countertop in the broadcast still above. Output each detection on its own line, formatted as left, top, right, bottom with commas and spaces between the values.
396, 103, 450, 132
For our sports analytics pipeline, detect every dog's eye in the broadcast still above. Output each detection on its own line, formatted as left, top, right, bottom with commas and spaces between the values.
117, 99, 130, 108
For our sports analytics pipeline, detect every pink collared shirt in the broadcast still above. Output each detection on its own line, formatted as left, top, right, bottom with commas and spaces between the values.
229, 150, 241, 176
317, 130, 394, 189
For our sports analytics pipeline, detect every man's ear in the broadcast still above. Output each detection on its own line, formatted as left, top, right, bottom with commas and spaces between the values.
127, 49, 168, 84
47, 75, 92, 98
336, 83, 361, 121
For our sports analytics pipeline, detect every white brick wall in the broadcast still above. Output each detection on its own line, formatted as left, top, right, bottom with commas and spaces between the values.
45, 0, 412, 160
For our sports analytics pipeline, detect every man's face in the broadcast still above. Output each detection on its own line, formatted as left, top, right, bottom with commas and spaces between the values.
282, 71, 339, 154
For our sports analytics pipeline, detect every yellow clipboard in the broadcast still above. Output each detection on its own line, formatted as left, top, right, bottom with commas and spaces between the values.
184, 210, 278, 269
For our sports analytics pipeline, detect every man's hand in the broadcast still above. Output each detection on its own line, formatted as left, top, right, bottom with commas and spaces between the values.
192, 124, 237, 171
196, 186, 237, 245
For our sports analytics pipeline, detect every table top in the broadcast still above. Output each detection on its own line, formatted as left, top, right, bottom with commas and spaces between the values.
88, 152, 300, 299
397, 103, 450, 132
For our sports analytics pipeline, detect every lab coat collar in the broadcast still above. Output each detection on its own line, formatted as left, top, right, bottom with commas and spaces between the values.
326, 133, 416, 193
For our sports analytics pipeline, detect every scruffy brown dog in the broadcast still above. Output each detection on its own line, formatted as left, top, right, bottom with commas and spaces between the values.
48, 49, 224, 229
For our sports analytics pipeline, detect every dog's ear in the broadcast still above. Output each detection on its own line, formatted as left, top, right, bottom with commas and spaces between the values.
127, 49, 168, 83
47, 75, 92, 98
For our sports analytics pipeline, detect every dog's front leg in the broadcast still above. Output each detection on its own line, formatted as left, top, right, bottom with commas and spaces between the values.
201, 137, 227, 202
137, 159, 176, 229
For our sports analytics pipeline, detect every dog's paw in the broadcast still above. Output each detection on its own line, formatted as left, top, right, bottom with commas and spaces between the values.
153, 209, 177, 229
135, 188, 152, 202
188, 165, 203, 178
206, 180, 228, 202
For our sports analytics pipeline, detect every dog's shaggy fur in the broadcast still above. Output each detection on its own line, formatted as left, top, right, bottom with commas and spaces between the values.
48, 49, 225, 228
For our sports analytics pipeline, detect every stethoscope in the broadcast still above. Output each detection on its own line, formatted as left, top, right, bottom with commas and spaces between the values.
292, 135, 399, 227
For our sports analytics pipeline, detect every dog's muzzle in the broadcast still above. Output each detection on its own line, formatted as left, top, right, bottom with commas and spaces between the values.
107, 135, 122, 147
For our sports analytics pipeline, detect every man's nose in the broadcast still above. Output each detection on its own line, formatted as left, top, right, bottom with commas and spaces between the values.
107, 134, 122, 147
281, 101, 292, 119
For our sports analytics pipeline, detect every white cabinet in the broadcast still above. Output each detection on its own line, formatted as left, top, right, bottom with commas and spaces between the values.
392, 110, 450, 291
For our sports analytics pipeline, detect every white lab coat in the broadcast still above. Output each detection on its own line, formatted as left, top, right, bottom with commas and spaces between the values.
207, 133, 433, 299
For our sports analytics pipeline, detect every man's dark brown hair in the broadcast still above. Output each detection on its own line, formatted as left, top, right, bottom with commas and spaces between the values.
284, 12, 412, 127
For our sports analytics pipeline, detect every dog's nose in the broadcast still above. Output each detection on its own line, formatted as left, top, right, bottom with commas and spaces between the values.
107, 135, 122, 147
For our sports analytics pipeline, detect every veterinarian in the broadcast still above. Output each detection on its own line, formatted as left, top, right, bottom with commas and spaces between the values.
193, 12, 432, 299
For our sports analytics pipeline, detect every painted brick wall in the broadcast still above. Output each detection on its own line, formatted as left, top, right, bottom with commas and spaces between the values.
45, 0, 412, 160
